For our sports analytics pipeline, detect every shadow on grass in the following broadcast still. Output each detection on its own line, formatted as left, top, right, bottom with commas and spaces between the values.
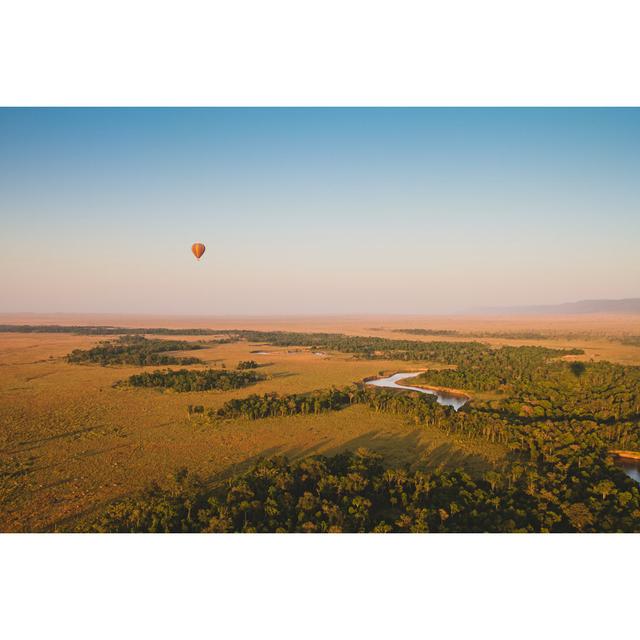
1, 426, 106, 454
47, 427, 493, 532
206, 429, 493, 488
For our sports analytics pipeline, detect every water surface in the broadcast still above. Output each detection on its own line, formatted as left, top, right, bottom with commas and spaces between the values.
616, 458, 640, 484
366, 372, 469, 411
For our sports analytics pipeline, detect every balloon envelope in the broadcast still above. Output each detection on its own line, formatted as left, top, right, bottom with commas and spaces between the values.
192, 243, 206, 260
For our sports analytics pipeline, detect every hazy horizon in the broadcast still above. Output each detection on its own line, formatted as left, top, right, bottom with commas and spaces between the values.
1, 108, 638, 315
2, 295, 640, 320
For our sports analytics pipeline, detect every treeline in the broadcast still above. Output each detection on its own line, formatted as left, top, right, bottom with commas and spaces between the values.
86, 446, 640, 533
3, 323, 636, 347
393, 328, 461, 337
230, 329, 491, 362
0, 324, 232, 337
395, 328, 550, 340
211, 384, 510, 446
393, 328, 637, 342
215, 387, 356, 420
477, 330, 548, 340
125, 368, 265, 392
67, 336, 205, 366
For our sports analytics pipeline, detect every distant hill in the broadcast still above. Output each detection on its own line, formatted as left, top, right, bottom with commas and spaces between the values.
474, 298, 640, 315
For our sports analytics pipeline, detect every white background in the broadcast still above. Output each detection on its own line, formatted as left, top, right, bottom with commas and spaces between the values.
1, 1, 639, 639
2, 0, 640, 105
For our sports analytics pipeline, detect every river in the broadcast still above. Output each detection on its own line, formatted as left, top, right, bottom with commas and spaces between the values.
366, 372, 469, 411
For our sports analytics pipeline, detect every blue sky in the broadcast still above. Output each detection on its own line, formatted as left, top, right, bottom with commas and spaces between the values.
1, 108, 638, 314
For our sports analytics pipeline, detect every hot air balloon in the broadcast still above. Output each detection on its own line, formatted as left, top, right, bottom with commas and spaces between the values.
192, 243, 206, 260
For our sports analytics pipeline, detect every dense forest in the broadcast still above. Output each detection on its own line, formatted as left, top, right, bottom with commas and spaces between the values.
125, 368, 265, 392
410, 358, 640, 421
87, 445, 640, 533
67, 336, 206, 366
405, 345, 584, 392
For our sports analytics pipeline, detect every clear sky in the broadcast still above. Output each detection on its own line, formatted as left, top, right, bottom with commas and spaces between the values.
1, 108, 638, 315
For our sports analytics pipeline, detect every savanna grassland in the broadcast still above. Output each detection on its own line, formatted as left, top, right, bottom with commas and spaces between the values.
1, 314, 639, 532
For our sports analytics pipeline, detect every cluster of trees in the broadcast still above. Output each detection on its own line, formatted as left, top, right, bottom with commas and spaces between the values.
215, 388, 355, 420
125, 367, 265, 392
187, 404, 205, 415
67, 336, 205, 366
87, 446, 640, 533
237, 360, 259, 370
